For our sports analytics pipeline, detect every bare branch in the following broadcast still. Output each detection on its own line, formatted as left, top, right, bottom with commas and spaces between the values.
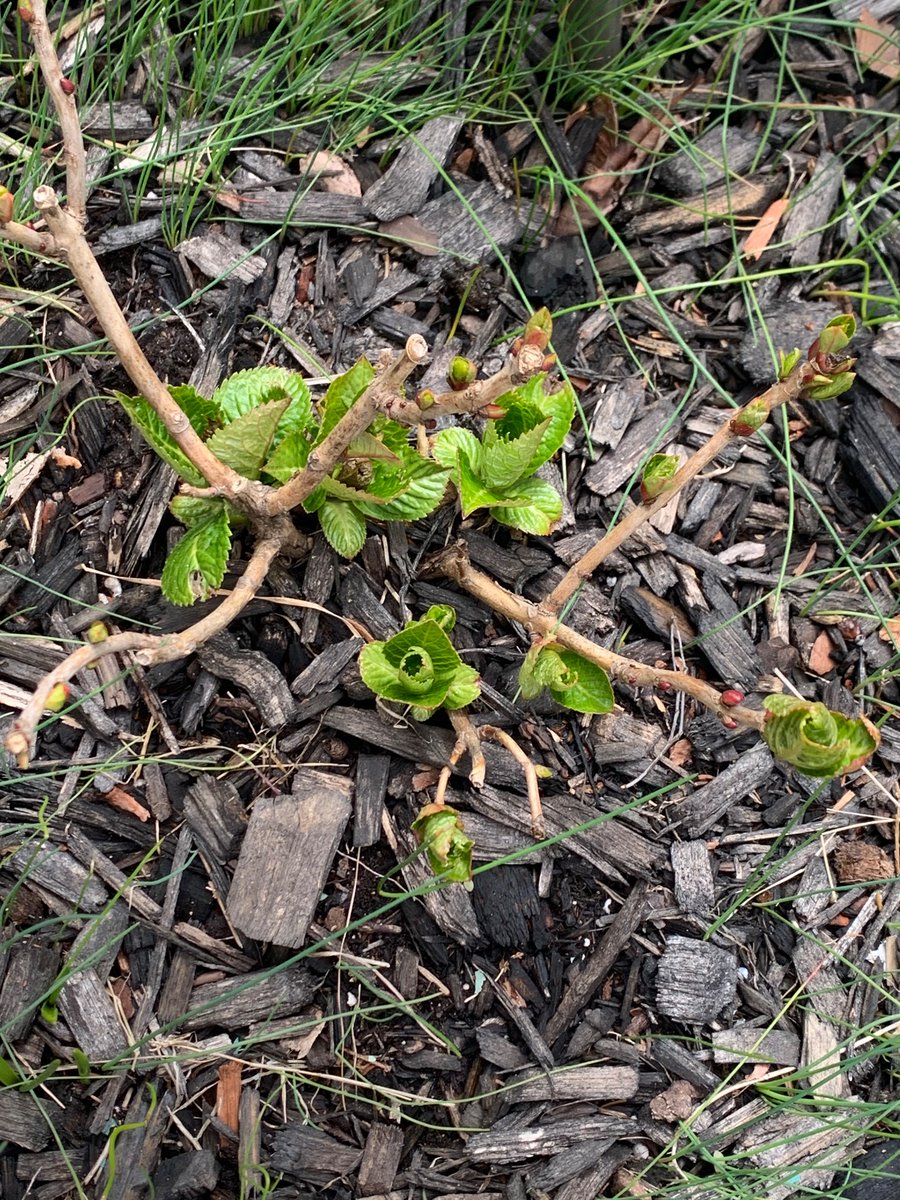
22, 0, 87, 224
266, 334, 430, 515
543, 361, 817, 617
32, 186, 263, 505
0, 212, 60, 256
6, 535, 283, 768
434, 542, 766, 735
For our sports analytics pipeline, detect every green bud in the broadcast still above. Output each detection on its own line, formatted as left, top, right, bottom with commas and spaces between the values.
45, 683, 71, 712
417, 388, 436, 410
411, 803, 473, 884
778, 347, 803, 380
730, 397, 768, 437
806, 371, 855, 401
523, 307, 553, 350
640, 453, 679, 503
447, 357, 477, 391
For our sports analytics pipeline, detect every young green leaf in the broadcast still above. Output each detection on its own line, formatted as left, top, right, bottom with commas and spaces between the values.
761, 694, 879, 777
354, 456, 450, 521
315, 359, 376, 444
806, 372, 855, 401
115, 391, 207, 486
481, 405, 551, 491
492, 477, 563, 534
318, 498, 367, 558
205, 396, 291, 479
521, 377, 576, 475
641, 453, 679, 502
441, 663, 482, 710
211, 366, 312, 434
455, 450, 509, 516
169, 495, 230, 528
519, 645, 614, 714
168, 385, 222, 435
263, 428, 313, 483
322, 475, 391, 505
160, 508, 231, 606
411, 803, 473, 885
359, 617, 477, 714
432, 427, 483, 475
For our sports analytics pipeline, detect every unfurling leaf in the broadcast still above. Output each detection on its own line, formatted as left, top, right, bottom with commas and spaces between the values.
211, 366, 312, 435
761, 694, 879, 777
411, 803, 473, 884
205, 397, 291, 479
808, 314, 856, 361
640, 453, 679, 502
492, 477, 563, 534
778, 347, 803, 380
359, 612, 480, 717
806, 372, 856, 401
318, 499, 367, 558
160, 508, 231, 606
522, 306, 553, 351
519, 645, 615, 714
730, 398, 769, 437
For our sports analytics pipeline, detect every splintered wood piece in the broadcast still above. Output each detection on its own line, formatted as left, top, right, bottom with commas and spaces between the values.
656, 936, 737, 1024
269, 1122, 363, 1184
504, 1065, 639, 1102
357, 1122, 405, 1196
59, 970, 129, 1060
363, 116, 464, 221
0, 944, 59, 1041
0, 1092, 51, 1151
151, 1151, 219, 1198
198, 633, 298, 727
466, 1116, 640, 1163
6, 841, 108, 911
545, 882, 648, 1045
554, 1144, 633, 1200
670, 841, 716, 917
102, 1087, 172, 1200
353, 753, 391, 847
680, 745, 774, 837
180, 965, 315, 1032
226, 770, 352, 947
712, 1024, 800, 1065
176, 230, 267, 284
801, 1010, 847, 1099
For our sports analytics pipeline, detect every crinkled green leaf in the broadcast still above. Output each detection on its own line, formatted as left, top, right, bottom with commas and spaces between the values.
168, 385, 222, 436
322, 475, 390, 505
481, 406, 551, 490
206, 397, 291, 479
262, 428, 313, 483
169, 495, 228, 528
115, 391, 207, 486
492, 477, 563, 534
455, 450, 509, 516
161, 508, 231, 606
359, 619, 463, 710
425, 604, 456, 631
545, 649, 614, 714
412, 803, 473, 884
212, 367, 313, 442
346, 430, 402, 463
318, 499, 367, 558
315, 359, 376, 444
302, 483, 327, 513
355, 457, 450, 521
432, 427, 482, 475
761, 695, 879, 777
442, 663, 481, 710
518, 645, 544, 700
523, 376, 576, 474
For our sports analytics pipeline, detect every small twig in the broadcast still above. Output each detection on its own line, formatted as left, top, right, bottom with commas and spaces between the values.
6, 536, 282, 767
543, 361, 817, 617
0, 215, 59, 256
33, 187, 258, 500
435, 543, 765, 734
449, 708, 486, 788
383, 343, 547, 426
266, 335, 430, 515
480, 725, 544, 839
22, 0, 87, 224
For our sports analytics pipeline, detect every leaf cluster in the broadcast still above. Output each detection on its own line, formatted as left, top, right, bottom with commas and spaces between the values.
761, 694, 879, 777
122, 364, 451, 604
358, 605, 480, 721
519, 644, 615, 713
432, 375, 575, 535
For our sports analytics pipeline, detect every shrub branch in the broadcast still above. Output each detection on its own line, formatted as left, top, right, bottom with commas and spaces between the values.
543, 361, 818, 616
6, 536, 283, 767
